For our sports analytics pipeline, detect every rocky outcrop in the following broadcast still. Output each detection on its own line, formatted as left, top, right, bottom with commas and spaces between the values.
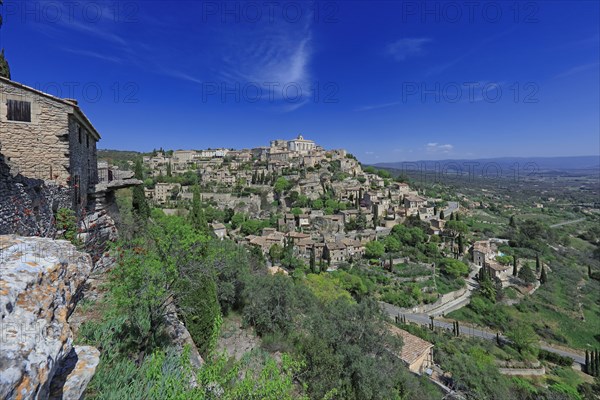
0, 235, 98, 400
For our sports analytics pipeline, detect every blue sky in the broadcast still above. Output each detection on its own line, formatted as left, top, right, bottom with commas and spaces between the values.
1, 0, 599, 162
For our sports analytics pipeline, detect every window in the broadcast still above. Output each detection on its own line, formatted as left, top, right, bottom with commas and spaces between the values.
7, 100, 32, 122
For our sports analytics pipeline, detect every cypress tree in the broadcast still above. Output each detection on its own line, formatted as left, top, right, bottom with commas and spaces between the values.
536, 253, 541, 272
439, 210, 445, 220
310, 245, 317, 273
458, 234, 464, 255
0, 1, 11, 79
455, 213, 460, 221
540, 265, 548, 284
166, 162, 172, 177
585, 350, 590, 374
450, 212, 454, 220
512, 256, 518, 276
588, 265, 592, 278
132, 160, 150, 219
190, 185, 210, 235
434, 206, 438, 215
509, 215, 516, 228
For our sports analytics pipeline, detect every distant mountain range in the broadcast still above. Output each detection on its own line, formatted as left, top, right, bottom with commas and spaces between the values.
374, 155, 600, 174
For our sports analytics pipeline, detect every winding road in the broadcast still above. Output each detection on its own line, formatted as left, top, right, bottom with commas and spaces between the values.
549, 218, 586, 228
380, 301, 586, 366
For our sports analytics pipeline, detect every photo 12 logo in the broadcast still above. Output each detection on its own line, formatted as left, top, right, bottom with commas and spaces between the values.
31, 81, 140, 104
200, 81, 339, 104
400, 161, 540, 183
2, 1, 139, 24
399, 1, 539, 24
199, 1, 340, 24
401, 82, 539, 104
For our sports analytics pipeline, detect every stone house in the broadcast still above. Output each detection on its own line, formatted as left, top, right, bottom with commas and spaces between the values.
324, 241, 347, 264
388, 325, 434, 375
0, 77, 100, 210
403, 194, 427, 211
152, 183, 181, 204
211, 223, 227, 240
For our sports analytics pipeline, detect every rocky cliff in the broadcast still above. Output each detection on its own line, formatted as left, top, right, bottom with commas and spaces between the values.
0, 235, 98, 399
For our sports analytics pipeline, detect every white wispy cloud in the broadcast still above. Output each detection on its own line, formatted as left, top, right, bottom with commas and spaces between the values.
554, 62, 600, 79
61, 48, 123, 64
355, 101, 400, 112
426, 143, 454, 154
386, 38, 431, 61
219, 18, 313, 111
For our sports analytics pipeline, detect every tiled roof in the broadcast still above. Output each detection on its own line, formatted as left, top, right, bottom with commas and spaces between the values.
388, 325, 433, 365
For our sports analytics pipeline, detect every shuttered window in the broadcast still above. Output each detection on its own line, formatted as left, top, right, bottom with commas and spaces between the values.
7, 100, 32, 122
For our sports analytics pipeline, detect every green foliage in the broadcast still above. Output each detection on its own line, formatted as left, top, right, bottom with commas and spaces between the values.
518, 264, 537, 284
242, 273, 299, 336
189, 185, 211, 235
55, 208, 80, 245
496, 255, 514, 265
0, 49, 10, 79
298, 298, 436, 400
365, 240, 385, 258
305, 273, 354, 303
132, 160, 150, 219
383, 235, 401, 253
439, 258, 469, 278
274, 177, 292, 194
506, 321, 539, 356
177, 274, 222, 356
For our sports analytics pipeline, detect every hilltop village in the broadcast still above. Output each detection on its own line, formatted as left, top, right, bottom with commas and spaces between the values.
110, 135, 454, 269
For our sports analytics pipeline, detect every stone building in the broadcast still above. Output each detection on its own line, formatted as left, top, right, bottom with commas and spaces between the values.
388, 324, 434, 375
287, 134, 315, 154
0, 77, 100, 210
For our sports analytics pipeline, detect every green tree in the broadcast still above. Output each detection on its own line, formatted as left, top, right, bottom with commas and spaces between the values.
457, 234, 464, 254
365, 240, 385, 259
274, 177, 292, 195
518, 264, 536, 284
0, 1, 11, 79
478, 267, 496, 302
506, 322, 538, 355
383, 235, 401, 253
310, 245, 318, 273
177, 274, 222, 356
189, 185, 210, 235
132, 160, 150, 219
540, 264, 548, 284
439, 210, 445, 220
269, 243, 284, 264
535, 253, 541, 272
512, 256, 518, 276
242, 273, 298, 336
440, 258, 469, 278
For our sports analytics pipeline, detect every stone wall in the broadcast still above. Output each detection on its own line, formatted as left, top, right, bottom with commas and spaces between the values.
0, 78, 99, 210
0, 144, 71, 237
67, 114, 98, 210
0, 79, 72, 185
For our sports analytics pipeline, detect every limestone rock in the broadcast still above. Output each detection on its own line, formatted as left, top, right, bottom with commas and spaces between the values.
0, 235, 95, 400
48, 346, 100, 400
